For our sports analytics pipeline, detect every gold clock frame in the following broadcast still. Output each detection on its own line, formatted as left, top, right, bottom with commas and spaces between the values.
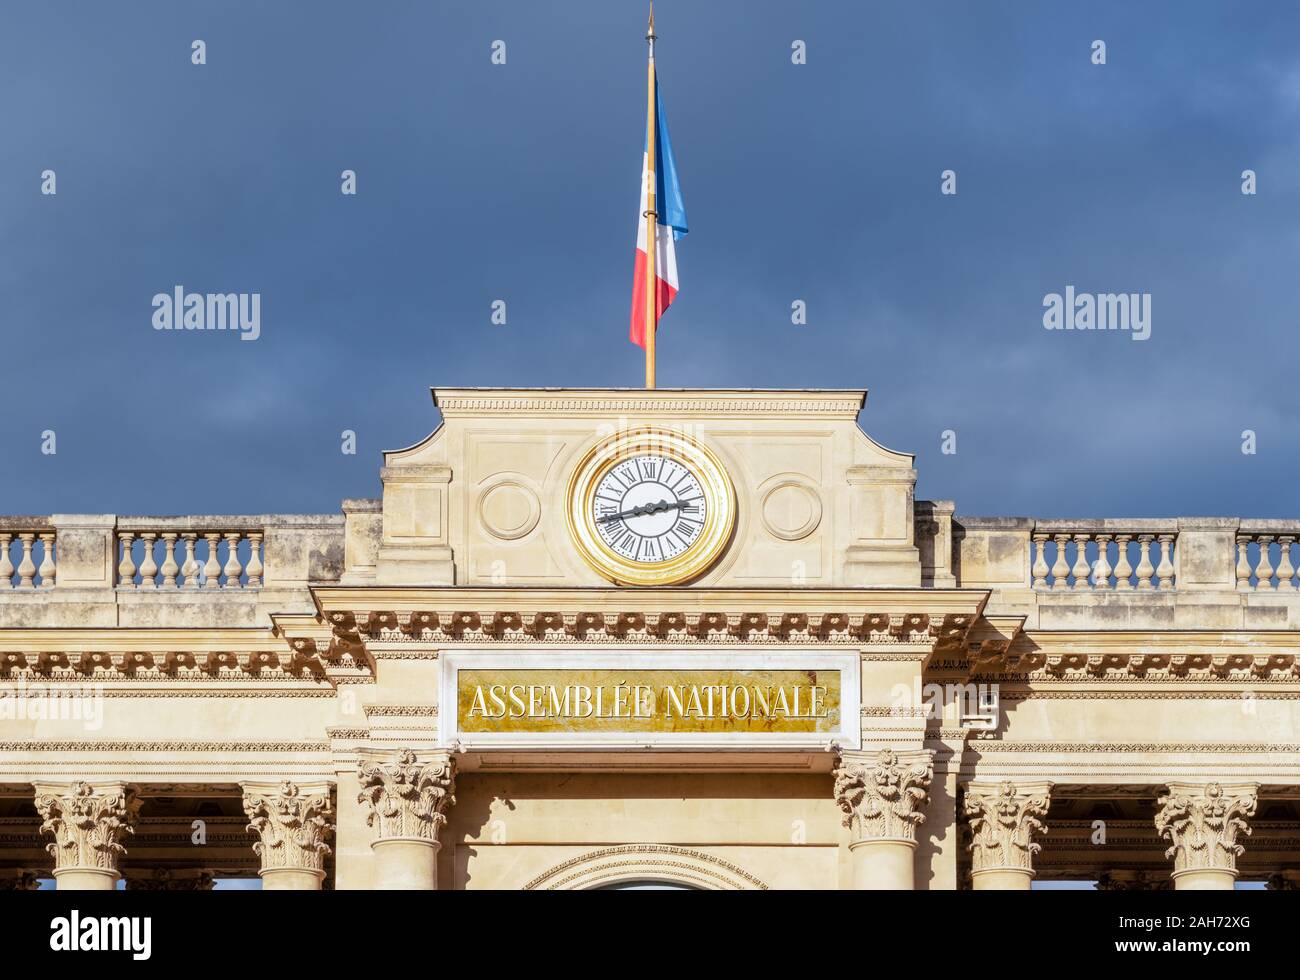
566, 427, 736, 586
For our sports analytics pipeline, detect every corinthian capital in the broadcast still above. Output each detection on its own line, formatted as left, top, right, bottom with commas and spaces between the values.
242, 781, 334, 875
357, 749, 457, 843
1155, 782, 1257, 876
963, 781, 1051, 873
833, 750, 933, 843
34, 781, 140, 874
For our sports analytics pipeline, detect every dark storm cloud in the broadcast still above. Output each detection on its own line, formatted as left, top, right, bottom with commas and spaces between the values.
1, 1, 1295, 518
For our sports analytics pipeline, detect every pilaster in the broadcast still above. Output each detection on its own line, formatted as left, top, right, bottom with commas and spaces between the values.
242, 780, 335, 890
357, 748, 457, 890
834, 749, 933, 890
1155, 782, 1257, 890
963, 780, 1051, 890
34, 780, 141, 890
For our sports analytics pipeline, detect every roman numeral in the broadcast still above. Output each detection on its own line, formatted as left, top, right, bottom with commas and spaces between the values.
673, 517, 700, 538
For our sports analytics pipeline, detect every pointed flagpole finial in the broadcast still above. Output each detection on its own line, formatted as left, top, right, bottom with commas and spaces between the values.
646, 1, 656, 43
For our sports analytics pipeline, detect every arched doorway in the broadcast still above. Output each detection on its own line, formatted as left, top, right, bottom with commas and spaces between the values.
522, 844, 769, 891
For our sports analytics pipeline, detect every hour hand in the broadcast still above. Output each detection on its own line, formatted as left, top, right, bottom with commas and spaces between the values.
598, 499, 682, 523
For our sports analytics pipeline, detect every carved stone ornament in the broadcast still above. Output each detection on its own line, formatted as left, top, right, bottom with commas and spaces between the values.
357, 748, 456, 843
34, 781, 141, 873
963, 781, 1051, 873
1095, 870, 1172, 892
1154, 782, 1257, 875
125, 869, 216, 891
242, 781, 334, 873
833, 750, 933, 843
0, 870, 42, 891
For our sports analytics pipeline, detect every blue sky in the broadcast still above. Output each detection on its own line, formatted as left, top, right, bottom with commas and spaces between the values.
3, 1, 1298, 519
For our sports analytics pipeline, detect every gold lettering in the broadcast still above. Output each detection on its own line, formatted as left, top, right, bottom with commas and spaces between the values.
773, 686, 791, 717
507, 684, 527, 718
468, 685, 489, 718
547, 686, 570, 717
663, 685, 685, 717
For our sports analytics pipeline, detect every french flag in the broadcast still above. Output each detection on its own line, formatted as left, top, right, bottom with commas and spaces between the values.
629, 70, 688, 348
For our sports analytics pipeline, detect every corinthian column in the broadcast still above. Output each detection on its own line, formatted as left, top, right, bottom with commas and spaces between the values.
963, 781, 1051, 890
34, 781, 141, 890
357, 749, 456, 890
242, 781, 334, 890
833, 750, 932, 890
1155, 782, 1257, 890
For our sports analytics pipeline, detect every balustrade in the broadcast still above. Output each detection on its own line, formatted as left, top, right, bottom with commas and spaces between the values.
1236, 531, 1300, 591
0, 527, 56, 590
1031, 527, 1177, 591
116, 527, 264, 589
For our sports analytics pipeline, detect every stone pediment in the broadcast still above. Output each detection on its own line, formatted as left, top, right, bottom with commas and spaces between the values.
352, 388, 922, 590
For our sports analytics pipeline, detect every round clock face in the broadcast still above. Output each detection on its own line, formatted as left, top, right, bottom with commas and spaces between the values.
567, 428, 736, 586
592, 454, 707, 564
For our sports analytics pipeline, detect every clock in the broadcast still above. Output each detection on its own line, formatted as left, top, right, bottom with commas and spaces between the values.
566, 427, 736, 586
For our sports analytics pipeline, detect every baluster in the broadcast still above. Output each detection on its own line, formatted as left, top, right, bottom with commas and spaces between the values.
160, 533, 180, 588
0, 533, 13, 589
1155, 534, 1175, 589
137, 533, 158, 589
1236, 535, 1253, 591
1255, 535, 1275, 591
180, 533, 199, 589
1093, 534, 1113, 590
117, 532, 136, 587
37, 532, 56, 588
202, 533, 222, 589
1031, 533, 1050, 589
1113, 534, 1134, 590
245, 532, 264, 587
1050, 534, 1070, 590
222, 532, 244, 587
1134, 535, 1155, 590
1278, 536, 1297, 591
16, 534, 36, 589
1071, 534, 1092, 590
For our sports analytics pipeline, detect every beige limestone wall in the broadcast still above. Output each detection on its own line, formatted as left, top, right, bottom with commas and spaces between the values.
437, 772, 846, 890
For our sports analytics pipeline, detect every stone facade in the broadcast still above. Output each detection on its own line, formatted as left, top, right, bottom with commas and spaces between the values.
0, 387, 1297, 889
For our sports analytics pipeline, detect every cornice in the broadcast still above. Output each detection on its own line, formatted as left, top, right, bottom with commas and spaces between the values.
0, 741, 331, 752
312, 586, 988, 651
432, 387, 867, 419
969, 740, 1300, 754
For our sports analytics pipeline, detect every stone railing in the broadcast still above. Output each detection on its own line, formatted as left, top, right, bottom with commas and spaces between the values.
1031, 522, 1178, 591
116, 519, 265, 589
1236, 523, 1300, 591
0, 519, 56, 590
0, 515, 344, 629
949, 517, 1261, 597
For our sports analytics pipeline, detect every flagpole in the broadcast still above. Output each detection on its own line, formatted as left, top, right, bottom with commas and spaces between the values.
643, 4, 658, 390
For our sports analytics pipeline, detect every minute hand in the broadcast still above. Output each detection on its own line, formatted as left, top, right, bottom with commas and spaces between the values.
598, 499, 684, 523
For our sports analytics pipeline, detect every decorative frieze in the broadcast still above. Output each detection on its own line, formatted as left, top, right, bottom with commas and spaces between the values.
1155, 782, 1257, 876
0, 870, 42, 891
357, 749, 457, 842
1095, 870, 1173, 891
326, 608, 974, 654
34, 781, 140, 874
125, 869, 216, 891
963, 781, 1051, 873
242, 781, 334, 875
833, 750, 933, 843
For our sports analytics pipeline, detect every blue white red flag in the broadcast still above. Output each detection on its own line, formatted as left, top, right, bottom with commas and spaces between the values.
630, 71, 688, 348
